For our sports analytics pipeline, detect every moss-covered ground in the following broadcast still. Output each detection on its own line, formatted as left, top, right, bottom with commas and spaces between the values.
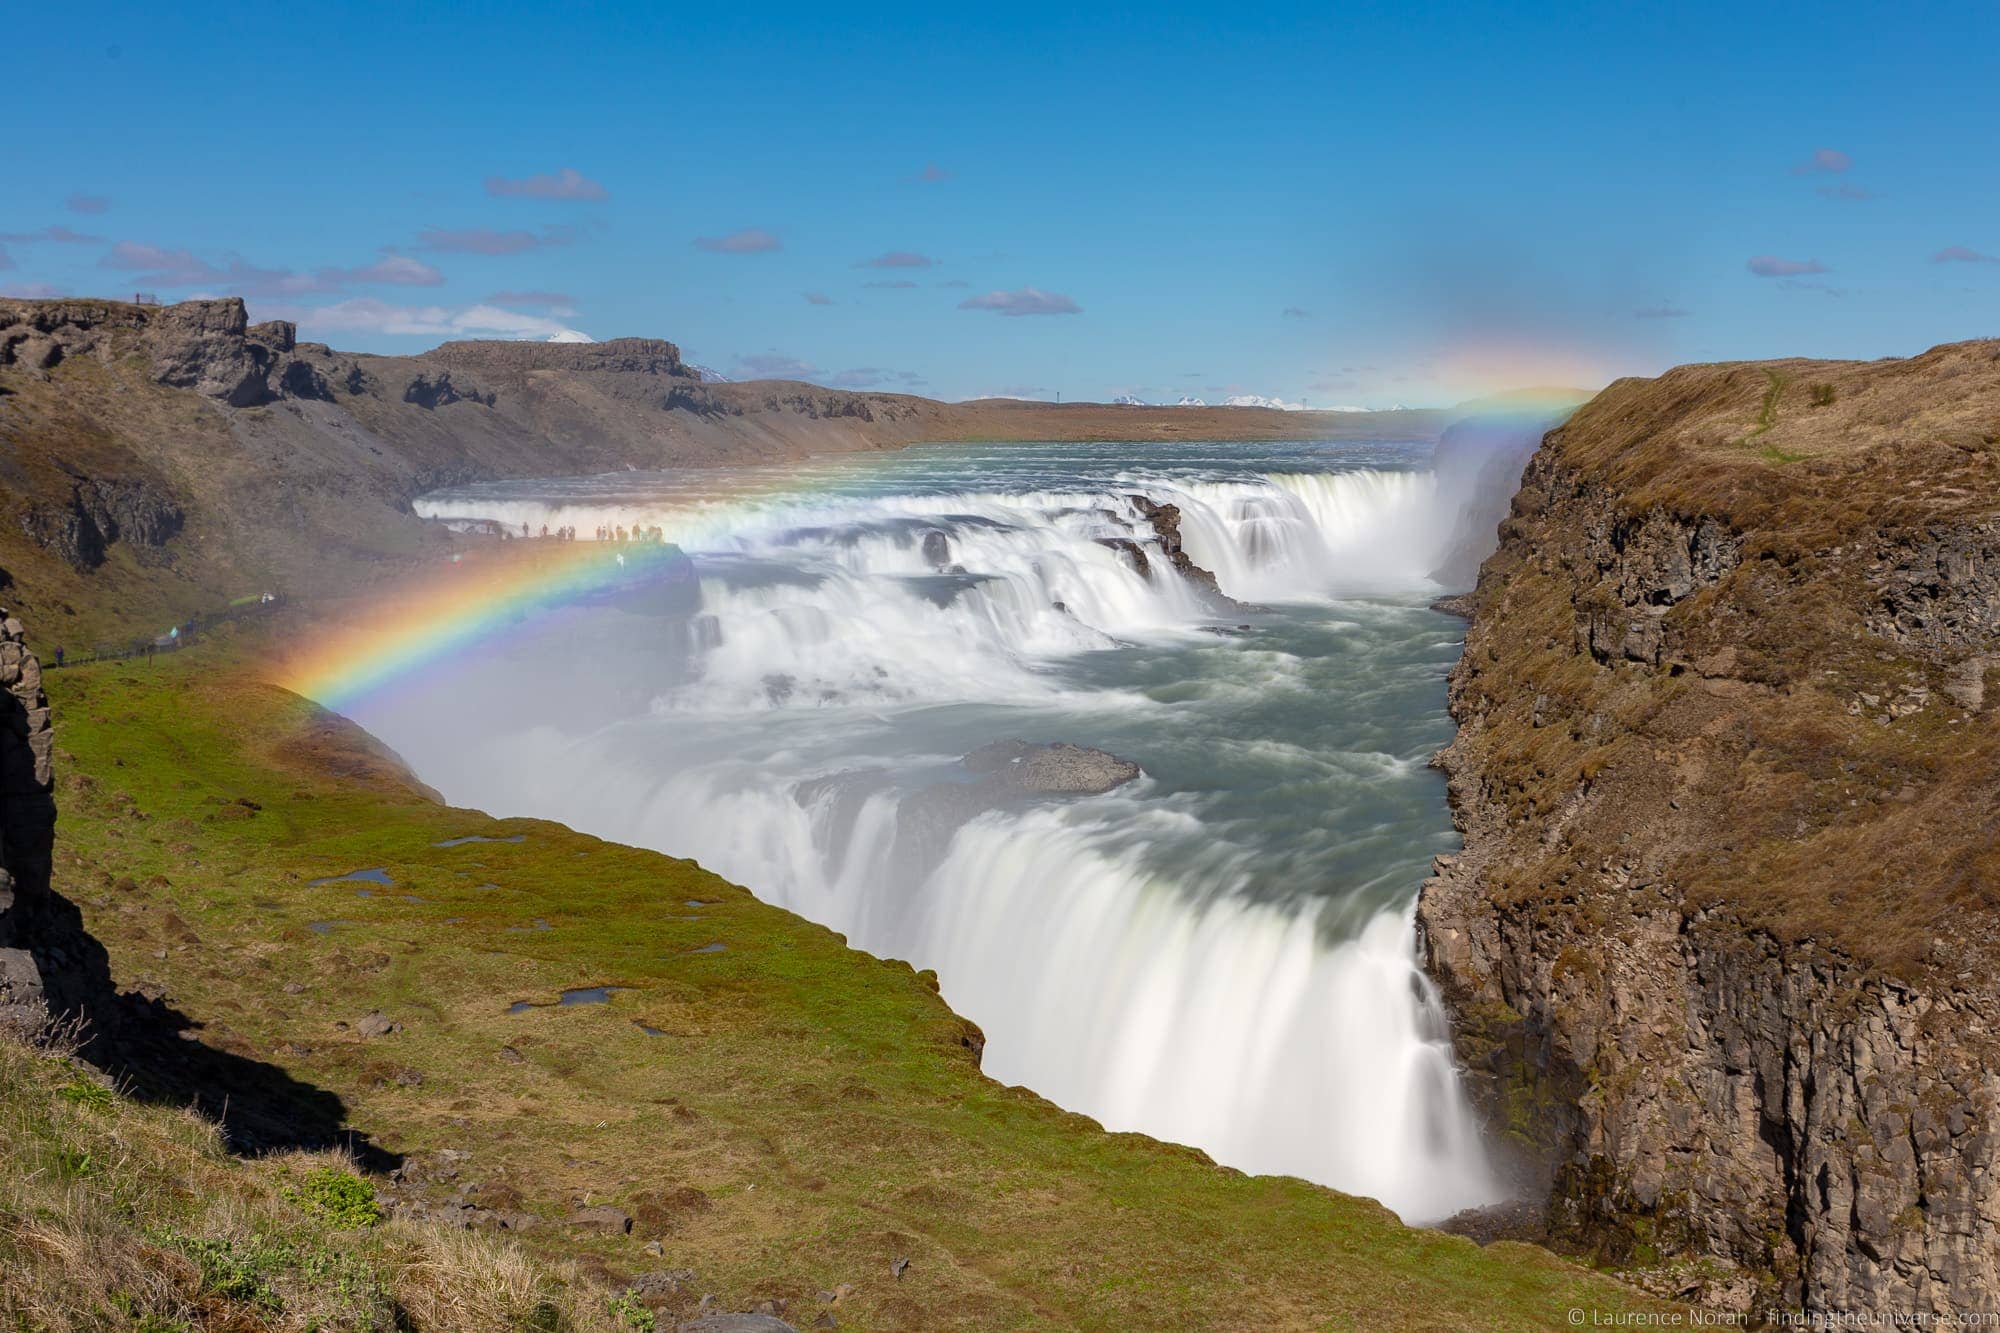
22, 637, 1671, 1328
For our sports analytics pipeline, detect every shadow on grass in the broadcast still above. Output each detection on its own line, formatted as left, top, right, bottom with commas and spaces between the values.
38, 889, 400, 1173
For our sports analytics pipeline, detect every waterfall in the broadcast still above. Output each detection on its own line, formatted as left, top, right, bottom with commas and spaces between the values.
373, 453, 1510, 1222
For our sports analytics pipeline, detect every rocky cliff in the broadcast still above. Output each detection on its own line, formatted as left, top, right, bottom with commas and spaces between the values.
0, 611, 55, 1034
1419, 341, 2000, 1314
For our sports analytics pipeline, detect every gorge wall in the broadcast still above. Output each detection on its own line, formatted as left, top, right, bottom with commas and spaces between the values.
1419, 341, 2000, 1314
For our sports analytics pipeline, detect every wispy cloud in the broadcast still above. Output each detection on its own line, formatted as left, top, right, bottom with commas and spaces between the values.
347, 251, 444, 286
488, 289, 579, 312
803, 291, 834, 305
936, 279, 971, 289
102, 241, 446, 295
1817, 183, 1876, 201
65, 193, 110, 215
1791, 147, 1852, 175
915, 163, 953, 183
864, 279, 918, 289
0, 225, 102, 245
1633, 303, 1690, 318
1281, 306, 1310, 319
483, 167, 608, 201
734, 352, 819, 378
1933, 245, 1997, 264
419, 225, 581, 255
694, 227, 781, 254
272, 297, 584, 340
1747, 255, 1829, 277
2, 282, 68, 298
857, 250, 936, 269
958, 286, 1081, 316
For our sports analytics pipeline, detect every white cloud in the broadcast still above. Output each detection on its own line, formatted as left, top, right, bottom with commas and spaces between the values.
279, 297, 583, 340
957, 286, 1081, 316
349, 252, 444, 286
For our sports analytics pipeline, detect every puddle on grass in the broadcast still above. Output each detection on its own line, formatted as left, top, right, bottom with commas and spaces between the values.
310, 867, 393, 887
505, 918, 554, 933
683, 900, 709, 908
634, 1021, 666, 1037
354, 889, 375, 898
433, 834, 527, 848
306, 920, 347, 935
509, 985, 630, 1014
686, 942, 726, 954
475, 883, 501, 892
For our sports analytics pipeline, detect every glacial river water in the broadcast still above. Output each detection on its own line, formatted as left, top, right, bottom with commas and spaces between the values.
355, 438, 1511, 1222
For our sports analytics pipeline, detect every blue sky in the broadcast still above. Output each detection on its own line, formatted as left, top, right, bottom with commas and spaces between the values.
6, 1, 1996, 405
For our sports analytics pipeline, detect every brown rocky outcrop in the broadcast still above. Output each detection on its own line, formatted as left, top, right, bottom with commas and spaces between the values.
1418, 343, 2000, 1315
0, 611, 55, 1034
1125, 494, 1252, 613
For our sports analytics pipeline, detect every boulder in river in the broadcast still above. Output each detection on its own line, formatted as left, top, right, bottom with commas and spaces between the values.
961, 740, 1141, 795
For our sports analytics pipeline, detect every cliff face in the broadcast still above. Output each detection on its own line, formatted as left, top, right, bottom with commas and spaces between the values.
1419, 341, 2000, 1313
0, 611, 55, 1034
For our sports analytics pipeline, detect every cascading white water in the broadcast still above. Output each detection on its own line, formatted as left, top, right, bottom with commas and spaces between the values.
369, 443, 1526, 1223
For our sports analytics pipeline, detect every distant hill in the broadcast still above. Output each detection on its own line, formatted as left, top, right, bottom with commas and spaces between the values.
0, 295, 1463, 643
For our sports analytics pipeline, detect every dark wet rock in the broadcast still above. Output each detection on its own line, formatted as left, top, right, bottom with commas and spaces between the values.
1094, 536, 1151, 578
1125, 494, 1251, 613
920, 529, 951, 568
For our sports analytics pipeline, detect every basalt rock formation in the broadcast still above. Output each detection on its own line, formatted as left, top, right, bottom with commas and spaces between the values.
1125, 495, 1253, 613
0, 612, 56, 1034
1418, 342, 2000, 1315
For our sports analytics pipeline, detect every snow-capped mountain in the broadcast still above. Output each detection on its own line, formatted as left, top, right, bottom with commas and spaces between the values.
1222, 393, 1309, 411
1111, 394, 1149, 406
1174, 395, 1208, 407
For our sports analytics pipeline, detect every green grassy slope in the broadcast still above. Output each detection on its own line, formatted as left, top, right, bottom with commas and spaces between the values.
32, 640, 1666, 1329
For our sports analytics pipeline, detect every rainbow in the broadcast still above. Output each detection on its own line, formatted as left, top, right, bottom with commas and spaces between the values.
281, 539, 693, 713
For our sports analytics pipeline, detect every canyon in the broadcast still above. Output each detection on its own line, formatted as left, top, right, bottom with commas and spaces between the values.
6, 293, 1999, 1320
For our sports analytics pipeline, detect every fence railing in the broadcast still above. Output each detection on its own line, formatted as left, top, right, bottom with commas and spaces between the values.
42, 594, 286, 671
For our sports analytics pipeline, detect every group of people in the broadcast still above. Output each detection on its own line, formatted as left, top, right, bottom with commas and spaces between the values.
503, 522, 668, 544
